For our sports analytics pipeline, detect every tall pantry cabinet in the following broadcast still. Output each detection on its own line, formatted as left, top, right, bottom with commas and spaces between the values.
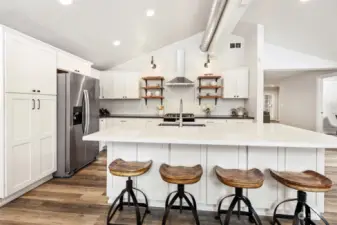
0, 26, 57, 198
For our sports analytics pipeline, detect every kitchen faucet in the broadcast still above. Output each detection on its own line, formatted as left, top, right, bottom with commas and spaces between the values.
179, 98, 183, 127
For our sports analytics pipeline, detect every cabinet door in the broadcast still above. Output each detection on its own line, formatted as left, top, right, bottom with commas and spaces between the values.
99, 119, 106, 151
235, 67, 249, 99
34, 46, 57, 95
5, 32, 37, 94
5, 32, 57, 95
112, 74, 126, 99
100, 72, 115, 99
57, 52, 91, 76
124, 72, 140, 99
35, 95, 57, 178
5, 94, 34, 196
222, 70, 238, 98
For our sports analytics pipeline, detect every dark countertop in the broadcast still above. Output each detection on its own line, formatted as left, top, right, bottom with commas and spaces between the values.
100, 114, 254, 120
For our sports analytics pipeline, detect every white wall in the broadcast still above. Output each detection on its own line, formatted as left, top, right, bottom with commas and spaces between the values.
279, 73, 318, 131
235, 23, 264, 124
265, 43, 337, 71
101, 32, 248, 116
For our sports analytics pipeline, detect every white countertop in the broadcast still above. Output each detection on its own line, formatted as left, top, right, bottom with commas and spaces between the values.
83, 123, 337, 148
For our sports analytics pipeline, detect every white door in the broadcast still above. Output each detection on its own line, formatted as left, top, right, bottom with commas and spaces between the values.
236, 68, 249, 98
34, 95, 57, 178
264, 94, 274, 120
5, 93, 34, 196
223, 72, 238, 98
5, 32, 36, 94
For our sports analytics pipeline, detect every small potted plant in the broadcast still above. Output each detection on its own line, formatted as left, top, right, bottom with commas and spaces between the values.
202, 104, 214, 117
157, 105, 164, 116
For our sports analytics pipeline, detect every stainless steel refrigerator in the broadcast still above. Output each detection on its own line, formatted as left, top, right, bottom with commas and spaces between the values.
54, 72, 100, 178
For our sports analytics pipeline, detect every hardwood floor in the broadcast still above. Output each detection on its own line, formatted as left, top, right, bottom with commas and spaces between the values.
0, 150, 336, 225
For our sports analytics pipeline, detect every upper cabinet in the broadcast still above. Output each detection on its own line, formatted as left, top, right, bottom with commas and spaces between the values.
5, 32, 57, 95
57, 51, 92, 76
222, 67, 249, 99
100, 71, 140, 99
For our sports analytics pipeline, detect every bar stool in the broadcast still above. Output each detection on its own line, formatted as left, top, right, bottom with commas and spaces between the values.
107, 158, 152, 225
214, 166, 264, 225
270, 169, 333, 225
159, 163, 203, 225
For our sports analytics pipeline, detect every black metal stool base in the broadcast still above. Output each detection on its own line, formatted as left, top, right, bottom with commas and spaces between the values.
107, 177, 150, 225
162, 184, 200, 225
215, 188, 262, 225
271, 191, 329, 225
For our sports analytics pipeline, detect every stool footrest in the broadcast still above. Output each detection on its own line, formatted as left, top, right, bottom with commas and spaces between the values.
218, 210, 252, 217
121, 202, 148, 208
170, 205, 193, 211
274, 214, 295, 220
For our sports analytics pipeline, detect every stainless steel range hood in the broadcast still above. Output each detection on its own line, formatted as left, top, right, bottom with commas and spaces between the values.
166, 49, 194, 86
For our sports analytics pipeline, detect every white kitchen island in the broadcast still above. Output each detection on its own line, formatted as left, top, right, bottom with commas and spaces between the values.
83, 123, 337, 217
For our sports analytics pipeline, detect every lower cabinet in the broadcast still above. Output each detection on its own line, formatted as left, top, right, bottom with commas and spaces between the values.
5, 93, 56, 196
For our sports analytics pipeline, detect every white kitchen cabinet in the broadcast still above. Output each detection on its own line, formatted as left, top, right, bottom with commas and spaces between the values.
223, 67, 249, 99
99, 119, 107, 151
100, 71, 140, 99
57, 51, 92, 76
5, 93, 56, 196
35, 95, 57, 178
5, 31, 57, 95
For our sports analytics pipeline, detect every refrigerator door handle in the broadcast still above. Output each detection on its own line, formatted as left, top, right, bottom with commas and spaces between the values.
83, 90, 90, 134
82, 93, 85, 134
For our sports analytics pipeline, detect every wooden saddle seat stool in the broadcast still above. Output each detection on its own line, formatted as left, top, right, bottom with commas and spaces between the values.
214, 166, 264, 225
270, 169, 333, 225
107, 159, 152, 225
159, 163, 203, 225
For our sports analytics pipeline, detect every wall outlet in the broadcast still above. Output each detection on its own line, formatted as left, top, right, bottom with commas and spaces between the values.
236, 43, 242, 48
230, 43, 236, 49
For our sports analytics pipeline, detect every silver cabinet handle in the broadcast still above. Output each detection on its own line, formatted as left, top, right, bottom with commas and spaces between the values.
120, 120, 127, 123
32, 99, 35, 110
37, 99, 40, 110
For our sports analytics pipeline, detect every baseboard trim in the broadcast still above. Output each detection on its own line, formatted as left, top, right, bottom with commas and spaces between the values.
0, 174, 53, 207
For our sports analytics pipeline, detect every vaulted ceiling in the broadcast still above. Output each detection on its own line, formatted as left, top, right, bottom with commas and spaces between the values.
0, 0, 212, 70
242, 0, 337, 62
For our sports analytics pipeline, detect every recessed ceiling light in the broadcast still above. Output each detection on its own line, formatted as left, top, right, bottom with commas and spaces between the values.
146, 9, 155, 17
59, 0, 73, 5
300, 0, 310, 3
113, 40, 121, 46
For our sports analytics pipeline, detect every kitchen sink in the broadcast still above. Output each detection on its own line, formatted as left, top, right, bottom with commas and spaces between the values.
158, 123, 206, 127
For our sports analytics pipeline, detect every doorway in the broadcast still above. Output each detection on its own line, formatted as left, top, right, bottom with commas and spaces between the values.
264, 87, 279, 121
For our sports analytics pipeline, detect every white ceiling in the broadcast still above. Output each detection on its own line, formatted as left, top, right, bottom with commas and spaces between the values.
264, 69, 337, 86
242, 0, 337, 62
0, 0, 212, 70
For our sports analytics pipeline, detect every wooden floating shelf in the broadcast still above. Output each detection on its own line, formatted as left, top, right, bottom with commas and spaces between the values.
142, 86, 164, 90
142, 76, 165, 81
198, 85, 223, 89
142, 96, 165, 99
198, 75, 222, 79
198, 96, 221, 99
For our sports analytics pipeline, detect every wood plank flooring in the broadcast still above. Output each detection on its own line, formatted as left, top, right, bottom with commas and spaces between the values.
0, 150, 336, 225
